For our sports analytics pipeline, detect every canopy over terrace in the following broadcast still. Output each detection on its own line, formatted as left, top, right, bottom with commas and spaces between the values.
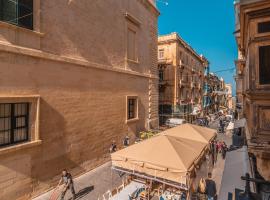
162, 124, 216, 143
111, 124, 216, 190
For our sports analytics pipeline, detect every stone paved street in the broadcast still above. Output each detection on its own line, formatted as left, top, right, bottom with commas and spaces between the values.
33, 162, 123, 200
209, 119, 232, 199
0, 0, 268, 199
34, 120, 231, 200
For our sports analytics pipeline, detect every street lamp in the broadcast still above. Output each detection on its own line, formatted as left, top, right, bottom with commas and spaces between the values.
239, 173, 270, 200
239, 173, 256, 200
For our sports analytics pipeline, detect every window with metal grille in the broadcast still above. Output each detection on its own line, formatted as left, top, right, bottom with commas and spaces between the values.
259, 45, 270, 85
0, 103, 29, 147
258, 21, 270, 34
128, 98, 137, 120
0, 0, 33, 30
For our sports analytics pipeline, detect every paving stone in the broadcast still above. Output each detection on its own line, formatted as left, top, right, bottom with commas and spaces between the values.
33, 162, 123, 200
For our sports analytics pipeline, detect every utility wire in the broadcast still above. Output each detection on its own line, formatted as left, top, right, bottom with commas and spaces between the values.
213, 68, 235, 73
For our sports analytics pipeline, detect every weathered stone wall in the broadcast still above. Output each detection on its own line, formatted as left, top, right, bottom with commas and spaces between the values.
237, 1, 270, 182
0, 0, 159, 199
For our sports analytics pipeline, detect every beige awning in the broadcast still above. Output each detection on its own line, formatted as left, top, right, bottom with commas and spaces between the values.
111, 124, 216, 188
161, 124, 216, 143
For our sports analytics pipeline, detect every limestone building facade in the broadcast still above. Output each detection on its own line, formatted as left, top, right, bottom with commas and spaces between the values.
204, 73, 225, 114
0, 0, 159, 199
158, 33, 208, 124
235, 0, 270, 183
225, 84, 233, 110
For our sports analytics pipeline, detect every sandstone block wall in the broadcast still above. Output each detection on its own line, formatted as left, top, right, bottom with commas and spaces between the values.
0, 0, 159, 199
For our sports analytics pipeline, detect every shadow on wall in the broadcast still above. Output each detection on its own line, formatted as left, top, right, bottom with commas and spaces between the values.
0, 98, 87, 199
31, 99, 87, 195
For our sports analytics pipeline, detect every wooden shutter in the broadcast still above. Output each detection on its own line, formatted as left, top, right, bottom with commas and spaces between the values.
259, 45, 270, 85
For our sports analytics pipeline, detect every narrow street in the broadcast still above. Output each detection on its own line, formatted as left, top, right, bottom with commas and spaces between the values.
1, 0, 270, 199
34, 120, 231, 200
209, 120, 232, 196
33, 162, 122, 200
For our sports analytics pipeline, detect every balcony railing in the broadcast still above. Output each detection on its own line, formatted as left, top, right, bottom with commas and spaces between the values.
158, 58, 171, 64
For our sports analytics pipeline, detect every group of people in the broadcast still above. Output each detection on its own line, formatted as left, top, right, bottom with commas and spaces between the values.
197, 173, 217, 200
196, 114, 212, 127
55, 115, 232, 200
109, 135, 130, 153
197, 139, 227, 200
210, 139, 228, 166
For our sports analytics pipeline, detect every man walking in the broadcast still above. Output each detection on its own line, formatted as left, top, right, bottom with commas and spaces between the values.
210, 141, 215, 166
109, 140, 117, 153
219, 119, 224, 133
58, 169, 76, 200
206, 172, 217, 200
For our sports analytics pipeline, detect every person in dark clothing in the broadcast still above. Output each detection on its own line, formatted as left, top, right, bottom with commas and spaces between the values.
211, 152, 215, 166
210, 141, 215, 154
215, 141, 218, 163
206, 172, 217, 200
221, 141, 227, 159
210, 140, 218, 166
210, 141, 215, 166
219, 119, 224, 133
123, 135, 130, 147
110, 140, 117, 153
58, 169, 76, 200
205, 118, 209, 127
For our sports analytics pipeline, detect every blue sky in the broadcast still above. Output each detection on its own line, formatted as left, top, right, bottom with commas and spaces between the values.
157, 0, 237, 94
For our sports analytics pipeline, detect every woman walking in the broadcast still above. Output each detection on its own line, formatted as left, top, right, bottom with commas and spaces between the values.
197, 178, 207, 200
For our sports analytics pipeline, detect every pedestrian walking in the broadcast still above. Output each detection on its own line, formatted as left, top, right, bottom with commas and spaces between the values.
109, 140, 117, 153
210, 141, 216, 166
211, 151, 215, 166
219, 119, 224, 134
206, 172, 217, 200
123, 135, 130, 147
197, 178, 207, 200
213, 140, 218, 164
57, 169, 76, 200
221, 141, 227, 159
205, 116, 209, 127
217, 141, 222, 153
208, 114, 211, 123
